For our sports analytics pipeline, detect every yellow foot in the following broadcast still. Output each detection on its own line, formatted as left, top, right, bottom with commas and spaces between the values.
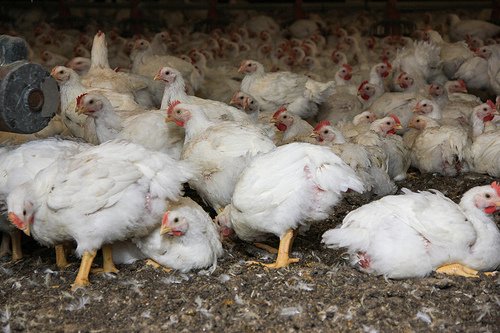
145, 259, 172, 273
483, 271, 498, 277
246, 257, 300, 269
71, 278, 90, 291
436, 263, 479, 278
253, 242, 278, 254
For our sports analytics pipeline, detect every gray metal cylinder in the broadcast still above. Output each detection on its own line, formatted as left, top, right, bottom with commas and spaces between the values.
0, 35, 58, 134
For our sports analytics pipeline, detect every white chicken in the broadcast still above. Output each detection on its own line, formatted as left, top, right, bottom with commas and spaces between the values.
76, 92, 184, 159
7, 140, 194, 289
407, 115, 471, 176
354, 115, 411, 181
155, 66, 250, 123
322, 183, 500, 278
0, 138, 90, 264
238, 59, 335, 118
271, 106, 314, 145
131, 38, 202, 93
446, 14, 500, 42
166, 101, 275, 213
215, 142, 364, 268
311, 121, 396, 197
131, 197, 223, 273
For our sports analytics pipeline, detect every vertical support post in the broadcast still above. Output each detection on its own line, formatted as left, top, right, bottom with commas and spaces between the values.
295, 0, 305, 20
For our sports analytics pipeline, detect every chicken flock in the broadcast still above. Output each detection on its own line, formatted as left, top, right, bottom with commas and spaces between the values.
1, 6, 500, 290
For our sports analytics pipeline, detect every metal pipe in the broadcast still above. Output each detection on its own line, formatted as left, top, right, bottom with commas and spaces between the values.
0, 1, 492, 11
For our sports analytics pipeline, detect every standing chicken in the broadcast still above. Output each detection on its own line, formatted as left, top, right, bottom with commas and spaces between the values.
322, 183, 500, 278
271, 106, 314, 145
166, 101, 275, 213
7, 140, 194, 289
215, 143, 364, 268
238, 59, 335, 118
0, 138, 90, 264
76, 92, 184, 159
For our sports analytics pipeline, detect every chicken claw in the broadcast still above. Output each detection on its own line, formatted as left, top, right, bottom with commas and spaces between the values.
436, 263, 479, 278
55, 244, 71, 269
145, 259, 172, 273
247, 229, 299, 269
91, 245, 119, 274
71, 250, 97, 291
253, 242, 278, 254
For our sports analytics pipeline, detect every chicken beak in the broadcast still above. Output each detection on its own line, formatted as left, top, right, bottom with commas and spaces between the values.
153, 73, 162, 81
237, 64, 246, 73
270, 118, 277, 123
496, 201, 500, 207
160, 225, 172, 235
23, 224, 30, 237
394, 123, 403, 130
309, 132, 319, 138
165, 115, 174, 123
413, 105, 422, 113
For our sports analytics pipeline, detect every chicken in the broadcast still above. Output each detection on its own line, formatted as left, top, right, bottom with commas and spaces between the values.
446, 14, 500, 42
238, 59, 335, 118
322, 183, 500, 278
76, 92, 184, 159
66, 56, 91, 76
155, 66, 250, 123
0, 138, 90, 264
312, 121, 396, 196
354, 115, 411, 181
131, 197, 223, 273
166, 101, 275, 213
82, 31, 151, 102
215, 142, 364, 268
7, 140, 194, 289
476, 45, 500, 96
131, 38, 202, 93
407, 115, 471, 176
271, 106, 313, 145
50, 65, 145, 143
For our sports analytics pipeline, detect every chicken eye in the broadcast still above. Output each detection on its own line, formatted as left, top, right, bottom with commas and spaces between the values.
365, 115, 370, 118
23, 209, 26, 216
416, 119, 420, 122
323, 130, 329, 134
89, 100, 94, 104
386, 122, 391, 125
366, 87, 370, 90
165, 71, 170, 75
239, 96, 244, 100
485, 194, 491, 199
283, 115, 288, 119
176, 110, 181, 114
59, 70, 64, 74
423, 104, 427, 107
173, 217, 179, 223
247, 63, 251, 67
483, 108, 487, 111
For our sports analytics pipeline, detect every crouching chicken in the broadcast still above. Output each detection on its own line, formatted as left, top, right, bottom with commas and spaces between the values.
322, 183, 500, 278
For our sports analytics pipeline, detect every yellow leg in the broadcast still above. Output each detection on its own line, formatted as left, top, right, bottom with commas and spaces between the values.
71, 250, 97, 291
0, 233, 11, 257
247, 229, 299, 269
101, 244, 119, 273
55, 244, 70, 269
436, 263, 479, 278
10, 230, 23, 261
145, 259, 172, 273
253, 242, 279, 254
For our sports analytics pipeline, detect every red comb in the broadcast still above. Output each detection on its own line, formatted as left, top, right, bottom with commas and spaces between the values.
358, 80, 369, 91
167, 100, 181, 115
383, 60, 392, 70
97, 30, 103, 37
389, 114, 401, 124
313, 120, 331, 132
162, 211, 169, 226
272, 106, 287, 119
342, 64, 352, 72
458, 79, 466, 88
486, 100, 495, 109
76, 93, 87, 107
492, 182, 500, 196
